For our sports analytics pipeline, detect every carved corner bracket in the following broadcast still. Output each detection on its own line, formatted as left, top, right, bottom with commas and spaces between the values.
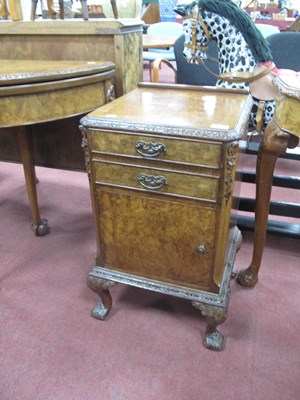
224, 141, 239, 204
79, 124, 90, 176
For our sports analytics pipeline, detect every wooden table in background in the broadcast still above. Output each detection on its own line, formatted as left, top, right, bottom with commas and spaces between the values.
0, 59, 115, 235
142, 34, 179, 49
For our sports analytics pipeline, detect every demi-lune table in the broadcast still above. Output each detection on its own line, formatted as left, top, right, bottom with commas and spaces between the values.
0, 60, 115, 235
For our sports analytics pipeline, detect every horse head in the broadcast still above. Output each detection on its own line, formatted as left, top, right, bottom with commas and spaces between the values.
175, 0, 273, 67
174, 1, 211, 64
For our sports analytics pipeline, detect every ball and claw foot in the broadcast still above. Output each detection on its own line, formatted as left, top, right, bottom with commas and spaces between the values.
192, 301, 227, 351
204, 330, 224, 351
237, 267, 258, 287
31, 218, 50, 236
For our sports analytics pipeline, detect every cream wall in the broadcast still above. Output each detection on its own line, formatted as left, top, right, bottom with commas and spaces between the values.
20, 0, 31, 20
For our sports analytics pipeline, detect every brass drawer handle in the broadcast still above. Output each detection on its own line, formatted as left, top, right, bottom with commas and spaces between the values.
138, 173, 167, 190
135, 140, 167, 158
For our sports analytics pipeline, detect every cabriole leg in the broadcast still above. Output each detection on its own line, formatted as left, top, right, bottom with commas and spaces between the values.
238, 120, 295, 287
87, 275, 117, 320
18, 125, 50, 236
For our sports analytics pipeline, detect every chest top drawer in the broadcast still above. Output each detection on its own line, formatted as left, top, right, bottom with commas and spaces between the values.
91, 131, 222, 169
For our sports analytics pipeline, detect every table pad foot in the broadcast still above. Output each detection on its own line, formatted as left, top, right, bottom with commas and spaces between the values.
31, 218, 50, 236
237, 267, 258, 287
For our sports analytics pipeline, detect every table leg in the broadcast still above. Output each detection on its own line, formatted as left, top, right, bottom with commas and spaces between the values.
58, 0, 64, 19
30, 0, 38, 21
1, 0, 10, 19
47, 0, 58, 19
238, 119, 297, 287
80, 0, 89, 20
18, 126, 50, 236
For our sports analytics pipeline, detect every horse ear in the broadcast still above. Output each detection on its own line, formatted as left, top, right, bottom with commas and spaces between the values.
173, 4, 187, 16
174, 2, 196, 16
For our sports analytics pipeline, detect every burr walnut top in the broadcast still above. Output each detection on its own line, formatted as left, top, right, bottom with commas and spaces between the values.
81, 83, 252, 142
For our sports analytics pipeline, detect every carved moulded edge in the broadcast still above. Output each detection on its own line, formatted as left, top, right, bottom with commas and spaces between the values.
88, 265, 229, 307
0, 63, 115, 83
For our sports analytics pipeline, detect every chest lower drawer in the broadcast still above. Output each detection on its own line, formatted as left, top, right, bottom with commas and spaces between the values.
91, 131, 222, 169
93, 160, 220, 202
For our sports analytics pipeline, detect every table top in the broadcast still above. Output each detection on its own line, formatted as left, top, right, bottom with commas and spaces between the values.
82, 83, 252, 142
0, 60, 115, 86
143, 34, 179, 49
0, 19, 144, 35
0, 59, 115, 128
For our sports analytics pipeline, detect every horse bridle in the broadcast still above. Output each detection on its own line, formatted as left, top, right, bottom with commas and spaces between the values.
182, 4, 214, 64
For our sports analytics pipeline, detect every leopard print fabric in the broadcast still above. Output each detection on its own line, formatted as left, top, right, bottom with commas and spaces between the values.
182, 10, 275, 131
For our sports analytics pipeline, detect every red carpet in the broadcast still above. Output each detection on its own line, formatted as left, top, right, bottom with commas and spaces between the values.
0, 161, 299, 400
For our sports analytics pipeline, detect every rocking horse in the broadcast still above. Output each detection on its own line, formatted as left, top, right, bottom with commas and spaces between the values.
174, 0, 280, 133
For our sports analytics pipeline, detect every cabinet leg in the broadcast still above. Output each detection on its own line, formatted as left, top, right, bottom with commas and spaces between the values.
18, 125, 50, 236
87, 275, 117, 320
238, 120, 294, 287
192, 302, 227, 351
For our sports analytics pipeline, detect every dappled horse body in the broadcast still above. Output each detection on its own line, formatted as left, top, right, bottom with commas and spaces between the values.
174, 0, 278, 132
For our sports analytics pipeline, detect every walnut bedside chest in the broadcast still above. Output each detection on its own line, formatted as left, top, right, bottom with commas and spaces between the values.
80, 83, 252, 351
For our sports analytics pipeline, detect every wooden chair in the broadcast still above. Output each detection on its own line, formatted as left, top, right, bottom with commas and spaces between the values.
152, 34, 219, 84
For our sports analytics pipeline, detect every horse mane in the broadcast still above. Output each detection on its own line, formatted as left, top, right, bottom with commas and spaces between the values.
176, 0, 273, 62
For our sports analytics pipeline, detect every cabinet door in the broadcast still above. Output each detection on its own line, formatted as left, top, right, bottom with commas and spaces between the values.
96, 190, 216, 291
